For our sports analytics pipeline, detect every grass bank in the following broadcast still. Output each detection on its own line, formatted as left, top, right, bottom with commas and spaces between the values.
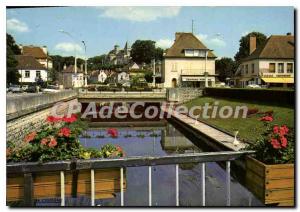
184, 97, 294, 143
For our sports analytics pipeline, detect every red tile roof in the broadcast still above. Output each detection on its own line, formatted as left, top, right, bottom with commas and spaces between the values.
15, 55, 46, 70
22, 46, 48, 59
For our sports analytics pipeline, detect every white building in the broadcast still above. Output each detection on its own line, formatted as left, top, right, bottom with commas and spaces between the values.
15, 55, 48, 83
98, 70, 108, 83
59, 65, 84, 88
117, 71, 130, 83
162, 32, 217, 88
19, 45, 53, 69
234, 34, 294, 88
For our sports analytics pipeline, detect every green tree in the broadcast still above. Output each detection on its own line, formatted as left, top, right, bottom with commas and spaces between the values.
215, 57, 237, 82
144, 70, 153, 83
234, 32, 267, 62
7, 33, 21, 85
131, 40, 156, 64
87, 54, 106, 70
154, 47, 164, 61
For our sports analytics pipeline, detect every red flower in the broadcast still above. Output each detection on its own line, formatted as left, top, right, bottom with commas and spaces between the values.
62, 114, 77, 123
48, 137, 57, 148
46, 116, 61, 123
107, 128, 118, 137
279, 125, 289, 136
280, 136, 288, 148
273, 125, 279, 134
270, 138, 281, 149
24, 132, 37, 143
58, 127, 71, 137
41, 138, 48, 145
259, 115, 273, 122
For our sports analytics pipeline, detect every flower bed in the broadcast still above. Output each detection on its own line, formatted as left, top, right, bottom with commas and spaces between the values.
7, 114, 125, 163
245, 114, 294, 206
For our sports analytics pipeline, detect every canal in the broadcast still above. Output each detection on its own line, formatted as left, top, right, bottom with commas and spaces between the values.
42, 119, 263, 207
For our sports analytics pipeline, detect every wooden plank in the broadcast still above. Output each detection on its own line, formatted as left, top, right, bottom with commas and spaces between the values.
246, 170, 265, 189
266, 178, 294, 190
23, 173, 33, 206
246, 157, 266, 178
265, 189, 294, 204
266, 166, 294, 179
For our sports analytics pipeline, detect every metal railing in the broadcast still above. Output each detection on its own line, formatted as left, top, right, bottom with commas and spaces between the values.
7, 150, 254, 207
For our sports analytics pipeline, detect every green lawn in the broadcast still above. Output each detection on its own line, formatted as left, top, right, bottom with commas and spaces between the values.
184, 97, 294, 143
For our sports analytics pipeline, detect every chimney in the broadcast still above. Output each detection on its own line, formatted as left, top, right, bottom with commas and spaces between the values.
249, 35, 256, 55
287, 32, 292, 36
175, 32, 183, 41
41, 46, 47, 55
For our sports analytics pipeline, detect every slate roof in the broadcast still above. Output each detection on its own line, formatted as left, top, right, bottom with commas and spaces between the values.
164, 32, 217, 58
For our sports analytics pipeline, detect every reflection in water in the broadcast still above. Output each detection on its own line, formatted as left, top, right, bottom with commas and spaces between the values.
32, 121, 262, 206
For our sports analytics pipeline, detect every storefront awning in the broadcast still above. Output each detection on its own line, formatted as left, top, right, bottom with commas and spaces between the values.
261, 77, 294, 84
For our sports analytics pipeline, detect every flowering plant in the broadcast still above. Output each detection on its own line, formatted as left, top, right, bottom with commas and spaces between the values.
245, 115, 294, 164
7, 114, 125, 163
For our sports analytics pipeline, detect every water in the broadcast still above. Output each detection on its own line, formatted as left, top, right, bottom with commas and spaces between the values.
72, 121, 263, 207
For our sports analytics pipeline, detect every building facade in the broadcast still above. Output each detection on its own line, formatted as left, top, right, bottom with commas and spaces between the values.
234, 34, 294, 88
19, 45, 53, 70
59, 65, 84, 88
162, 32, 217, 88
15, 55, 48, 83
107, 42, 131, 65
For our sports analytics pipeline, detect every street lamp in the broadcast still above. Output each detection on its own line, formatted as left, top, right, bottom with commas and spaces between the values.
82, 41, 88, 87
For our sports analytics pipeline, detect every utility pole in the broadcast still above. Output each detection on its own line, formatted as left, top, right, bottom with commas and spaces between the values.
152, 59, 156, 87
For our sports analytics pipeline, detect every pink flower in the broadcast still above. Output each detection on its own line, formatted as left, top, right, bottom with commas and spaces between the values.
280, 136, 288, 148
273, 125, 279, 134
48, 137, 57, 148
58, 127, 71, 137
270, 138, 281, 149
41, 138, 48, 145
24, 132, 37, 143
279, 125, 289, 136
259, 115, 273, 122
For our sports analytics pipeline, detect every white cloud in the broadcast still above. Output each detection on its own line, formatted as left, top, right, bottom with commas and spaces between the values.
242, 31, 249, 36
98, 7, 181, 22
156, 39, 174, 49
196, 34, 226, 48
54, 42, 83, 55
7, 18, 29, 32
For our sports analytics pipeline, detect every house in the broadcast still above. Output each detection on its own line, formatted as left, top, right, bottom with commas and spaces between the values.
107, 42, 131, 65
234, 33, 294, 88
162, 32, 217, 88
15, 55, 48, 83
19, 45, 53, 69
98, 70, 108, 83
59, 64, 84, 88
117, 71, 130, 84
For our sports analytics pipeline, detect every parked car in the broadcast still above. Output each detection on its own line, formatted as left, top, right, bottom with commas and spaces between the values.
42, 85, 60, 93
21, 85, 29, 91
246, 84, 261, 88
8, 84, 23, 93
25, 85, 37, 93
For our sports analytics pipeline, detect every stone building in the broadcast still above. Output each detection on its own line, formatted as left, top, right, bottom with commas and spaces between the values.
107, 42, 131, 65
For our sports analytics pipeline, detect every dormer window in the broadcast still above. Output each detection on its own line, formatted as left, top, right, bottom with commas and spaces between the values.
184, 49, 207, 57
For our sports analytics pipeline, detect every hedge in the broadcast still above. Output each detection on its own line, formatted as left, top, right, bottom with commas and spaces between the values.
204, 88, 295, 105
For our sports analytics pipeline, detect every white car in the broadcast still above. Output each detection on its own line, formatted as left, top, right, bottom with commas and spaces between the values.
246, 84, 261, 88
42, 85, 60, 93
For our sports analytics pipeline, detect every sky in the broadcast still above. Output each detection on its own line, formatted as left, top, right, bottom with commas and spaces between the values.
6, 6, 294, 59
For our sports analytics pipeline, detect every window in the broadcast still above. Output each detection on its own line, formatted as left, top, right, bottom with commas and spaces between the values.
25, 71, 30, 78
184, 49, 206, 57
184, 50, 194, 56
245, 64, 248, 74
251, 64, 255, 73
171, 63, 177, 72
36, 71, 41, 78
287, 63, 293, 73
278, 63, 284, 73
269, 63, 275, 73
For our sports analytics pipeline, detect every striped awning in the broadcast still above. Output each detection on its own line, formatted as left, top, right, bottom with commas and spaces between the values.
261, 77, 294, 84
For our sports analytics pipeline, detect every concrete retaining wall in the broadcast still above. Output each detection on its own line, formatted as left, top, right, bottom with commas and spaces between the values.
167, 88, 203, 103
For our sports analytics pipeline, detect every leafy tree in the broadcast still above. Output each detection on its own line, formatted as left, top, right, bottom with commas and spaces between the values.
7, 33, 21, 85
87, 54, 106, 70
215, 57, 237, 82
144, 70, 153, 83
154, 47, 164, 61
131, 40, 156, 64
234, 32, 267, 62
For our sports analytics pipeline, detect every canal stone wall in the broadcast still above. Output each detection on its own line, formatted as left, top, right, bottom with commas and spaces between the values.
7, 90, 79, 144
167, 88, 203, 103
